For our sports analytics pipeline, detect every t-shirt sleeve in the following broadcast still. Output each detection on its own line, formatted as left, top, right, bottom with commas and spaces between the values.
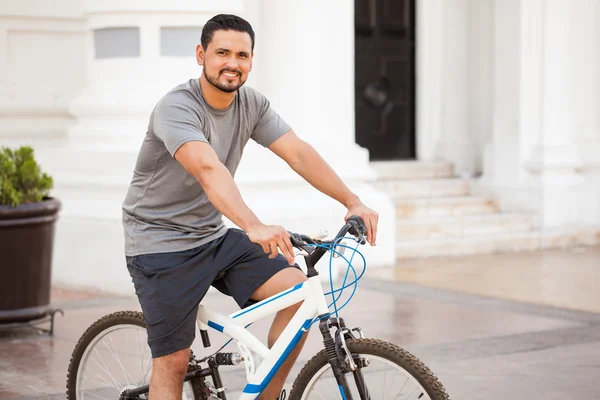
152, 99, 208, 157
251, 93, 291, 147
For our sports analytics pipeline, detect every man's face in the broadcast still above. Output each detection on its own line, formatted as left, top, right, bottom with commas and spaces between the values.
197, 30, 253, 93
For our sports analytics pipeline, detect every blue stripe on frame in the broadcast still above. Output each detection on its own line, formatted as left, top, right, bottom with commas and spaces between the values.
207, 320, 224, 332
232, 282, 304, 319
339, 384, 347, 399
242, 318, 312, 395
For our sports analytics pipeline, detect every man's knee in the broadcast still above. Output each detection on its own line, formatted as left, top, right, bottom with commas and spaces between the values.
153, 348, 190, 378
252, 267, 307, 301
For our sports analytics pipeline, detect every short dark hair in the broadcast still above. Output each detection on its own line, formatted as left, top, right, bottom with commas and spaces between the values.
201, 14, 255, 51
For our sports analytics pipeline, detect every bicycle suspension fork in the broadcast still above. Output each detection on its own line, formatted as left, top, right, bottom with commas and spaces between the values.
318, 317, 371, 400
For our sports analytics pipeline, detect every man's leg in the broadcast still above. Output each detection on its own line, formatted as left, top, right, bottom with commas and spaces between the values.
126, 239, 224, 400
149, 348, 190, 400
250, 267, 308, 400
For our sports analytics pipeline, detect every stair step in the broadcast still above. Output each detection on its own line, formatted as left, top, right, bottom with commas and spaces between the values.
397, 213, 534, 240
395, 228, 600, 259
374, 178, 468, 200
396, 196, 498, 218
371, 160, 454, 181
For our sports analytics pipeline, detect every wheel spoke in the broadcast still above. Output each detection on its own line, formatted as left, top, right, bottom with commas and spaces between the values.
394, 375, 410, 399
105, 335, 137, 385
138, 327, 146, 383
83, 389, 111, 400
405, 387, 419, 400
382, 362, 387, 400
83, 373, 116, 389
90, 349, 122, 388
141, 357, 153, 385
310, 388, 328, 400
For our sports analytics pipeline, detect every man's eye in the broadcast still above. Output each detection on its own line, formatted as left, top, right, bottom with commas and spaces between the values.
218, 51, 226, 55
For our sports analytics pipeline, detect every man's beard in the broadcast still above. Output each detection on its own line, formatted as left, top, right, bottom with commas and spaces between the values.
204, 67, 245, 93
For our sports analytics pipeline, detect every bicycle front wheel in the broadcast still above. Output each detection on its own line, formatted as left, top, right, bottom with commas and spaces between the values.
289, 338, 449, 400
66, 311, 209, 400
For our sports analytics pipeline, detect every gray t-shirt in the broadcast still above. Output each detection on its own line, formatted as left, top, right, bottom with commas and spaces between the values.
122, 78, 291, 256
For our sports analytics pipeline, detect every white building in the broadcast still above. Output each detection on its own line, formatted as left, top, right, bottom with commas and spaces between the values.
1, 0, 598, 295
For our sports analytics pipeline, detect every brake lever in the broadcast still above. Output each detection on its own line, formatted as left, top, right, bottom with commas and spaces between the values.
347, 219, 367, 245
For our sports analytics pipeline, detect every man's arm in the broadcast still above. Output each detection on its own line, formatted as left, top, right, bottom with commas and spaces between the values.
174, 141, 295, 264
268, 130, 379, 245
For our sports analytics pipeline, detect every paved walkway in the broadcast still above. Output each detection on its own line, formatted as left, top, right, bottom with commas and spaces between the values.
1, 246, 599, 399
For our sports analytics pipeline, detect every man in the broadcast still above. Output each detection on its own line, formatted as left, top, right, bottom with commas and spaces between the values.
122, 13, 378, 400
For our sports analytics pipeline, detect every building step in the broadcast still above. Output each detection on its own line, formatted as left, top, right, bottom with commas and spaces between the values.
395, 228, 600, 259
395, 196, 498, 218
371, 160, 454, 181
374, 178, 468, 200
396, 213, 534, 240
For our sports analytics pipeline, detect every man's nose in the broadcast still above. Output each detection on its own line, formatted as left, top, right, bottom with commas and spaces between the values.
225, 56, 239, 70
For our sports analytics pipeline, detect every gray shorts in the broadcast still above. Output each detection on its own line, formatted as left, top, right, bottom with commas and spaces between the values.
126, 228, 297, 358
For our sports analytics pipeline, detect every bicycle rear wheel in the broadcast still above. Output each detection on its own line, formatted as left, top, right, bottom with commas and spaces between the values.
289, 338, 449, 400
66, 311, 208, 399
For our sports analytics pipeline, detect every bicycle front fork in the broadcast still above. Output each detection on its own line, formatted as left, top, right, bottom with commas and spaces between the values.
318, 316, 371, 400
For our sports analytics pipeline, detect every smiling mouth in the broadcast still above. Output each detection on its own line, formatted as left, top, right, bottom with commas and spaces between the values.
221, 71, 240, 79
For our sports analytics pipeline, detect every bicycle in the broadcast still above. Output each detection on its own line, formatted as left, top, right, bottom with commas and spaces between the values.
66, 216, 449, 399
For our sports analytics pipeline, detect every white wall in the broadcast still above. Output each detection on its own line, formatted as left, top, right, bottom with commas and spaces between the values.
0, 0, 86, 140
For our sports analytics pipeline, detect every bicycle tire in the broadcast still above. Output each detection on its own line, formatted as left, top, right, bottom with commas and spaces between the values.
66, 310, 209, 400
289, 338, 449, 400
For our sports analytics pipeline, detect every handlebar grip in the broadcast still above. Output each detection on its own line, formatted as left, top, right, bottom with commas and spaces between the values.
288, 232, 315, 248
347, 216, 367, 233
346, 216, 367, 244
288, 232, 304, 248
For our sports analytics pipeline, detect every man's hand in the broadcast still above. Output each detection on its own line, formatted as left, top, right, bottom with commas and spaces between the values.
344, 202, 379, 246
248, 224, 296, 266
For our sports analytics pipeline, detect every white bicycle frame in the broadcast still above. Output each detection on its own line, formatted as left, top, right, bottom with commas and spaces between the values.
196, 274, 330, 400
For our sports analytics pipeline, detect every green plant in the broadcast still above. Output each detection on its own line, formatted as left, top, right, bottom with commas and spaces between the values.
0, 146, 53, 207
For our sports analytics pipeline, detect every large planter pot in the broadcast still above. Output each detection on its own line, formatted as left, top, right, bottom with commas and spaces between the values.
0, 198, 61, 323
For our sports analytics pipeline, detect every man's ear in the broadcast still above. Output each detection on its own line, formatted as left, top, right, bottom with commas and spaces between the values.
196, 45, 205, 66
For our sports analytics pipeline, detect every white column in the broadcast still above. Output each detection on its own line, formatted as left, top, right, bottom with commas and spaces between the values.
434, 0, 477, 177
569, 0, 600, 225
525, 0, 583, 183
416, 0, 444, 161
232, 0, 396, 271
487, 0, 528, 187
524, 0, 584, 227
570, 0, 600, 169
257, 1, 354, 146
482, 0, 587, 227
466, 0, 494, 175
482, 0, 546, 211
245, 0, 371, 178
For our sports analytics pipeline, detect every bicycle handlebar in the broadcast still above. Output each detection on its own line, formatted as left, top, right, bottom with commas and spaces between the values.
288, 216, 367, 270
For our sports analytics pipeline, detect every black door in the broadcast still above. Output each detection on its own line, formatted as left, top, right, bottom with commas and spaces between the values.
355, 0, 416, 160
